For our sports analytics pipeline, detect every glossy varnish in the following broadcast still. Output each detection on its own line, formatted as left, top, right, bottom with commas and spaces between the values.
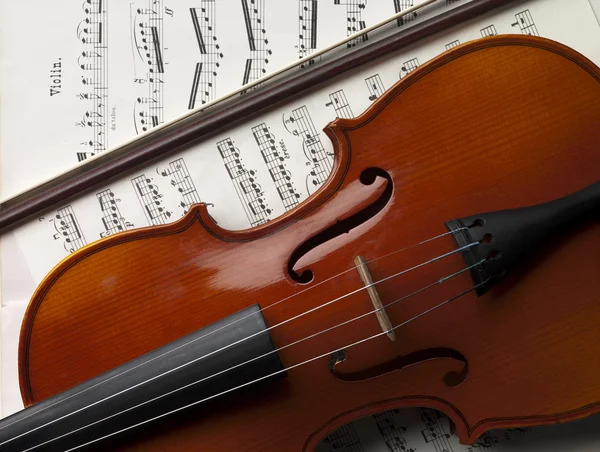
18, 36, 600, 450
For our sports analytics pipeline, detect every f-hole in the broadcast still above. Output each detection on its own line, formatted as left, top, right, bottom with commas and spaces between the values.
288, 167, 393, 283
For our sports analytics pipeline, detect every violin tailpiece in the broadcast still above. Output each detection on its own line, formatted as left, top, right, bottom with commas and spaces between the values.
446, 181, 600, 295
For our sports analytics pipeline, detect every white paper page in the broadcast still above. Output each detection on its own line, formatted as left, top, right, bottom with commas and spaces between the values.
590, 0, 600, 20
3, 0, 600, 450
0, 0, 446, 202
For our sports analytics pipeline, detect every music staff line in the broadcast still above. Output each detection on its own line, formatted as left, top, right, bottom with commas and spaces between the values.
283, 105, 332, 195
334, 0, 368, 48
97, 189, 133, 238
217, 137, 273, 227
51, 205, 87, 253
325, 89, 354, 119
241, 0, 272, 85
158, 158, 203, 214
298, 0, 318, 62
131, 174, 173, 225
131, 0, 166, 133
76, 0, 108, 162
189, 2, 224, 109
251, 124, 301, 211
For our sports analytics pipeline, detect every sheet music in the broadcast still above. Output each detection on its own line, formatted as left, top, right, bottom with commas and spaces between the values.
0, 0, 442, 201
3, 0, 600, 450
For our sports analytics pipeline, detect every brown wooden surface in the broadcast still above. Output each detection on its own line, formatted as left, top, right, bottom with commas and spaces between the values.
18, 36, 600, 450
0, 0, 517, 235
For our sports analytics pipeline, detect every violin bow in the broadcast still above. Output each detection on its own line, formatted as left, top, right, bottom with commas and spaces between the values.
0, 0, 516, 235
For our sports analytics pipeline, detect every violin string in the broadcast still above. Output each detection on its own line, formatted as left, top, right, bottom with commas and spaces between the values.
62, 278, 490, 452
0, 227, 467, 434
21, 259, 485, 452
1, 239, 478, 448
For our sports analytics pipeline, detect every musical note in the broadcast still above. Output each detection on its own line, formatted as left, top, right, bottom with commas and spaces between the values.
251, 123, 301, 211
471, 432, 500, 449
480, 24, 498, 37
76, 0, 108, 161
321, 424, 364, 452
131, 0, 165, 133
399, 57, 419, 78
241, 0, 272, 85
131, 174, 172, 225
373, 410, 415, 452
325, 89, 354, 119
511, 10, 539, 36
189, 2, 224, 108
393, 0, 417, 27
298, 0, 318, 61
217, 138, 273, 227
283, 105, 332, 195
420, 408, 454, 451
49, 205, 87, 253
445, 39, 460, 50
158, 158, 202, 215
96, 189, 133, 237
365, 74, 385, 101
333, 0, 368, 48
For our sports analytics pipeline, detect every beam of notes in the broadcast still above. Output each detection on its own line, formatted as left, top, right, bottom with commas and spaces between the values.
511, 10, 539, 36
251, 123, 301, 211
97, 189, 133, 237
333, 0, 368, 48
131, 174, 172, 225
399, 57, 419, 78
283, 105, 333, 195
217, 138, 273, 227
393, 0, 417, 27
50, 205, 87, 253
480, 24, 498, 37
325, 89, 354, 118
373, 410, 415, 452
159, 158, 202, 214
445, 39, 460, 50
321, 424, 364, 452
365, 74, 385, 102
189, 2, 224, 109
298, 0, 318, 62
131, 0, 165, 133
76, 0, 108, 162
241, 0, 272, 85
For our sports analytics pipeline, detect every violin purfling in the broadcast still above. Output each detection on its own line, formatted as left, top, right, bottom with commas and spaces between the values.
2, 35, 600, 451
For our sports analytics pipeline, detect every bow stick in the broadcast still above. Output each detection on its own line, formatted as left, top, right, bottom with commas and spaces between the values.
0, 0, 516, 234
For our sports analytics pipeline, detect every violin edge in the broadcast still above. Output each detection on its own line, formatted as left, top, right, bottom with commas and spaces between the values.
16, 140, 352, 407
16, 34, 600, 448
329, 34, 600, 134
17, 205, 211, 406
303, 394, 600, 448
19, 34, 600, 406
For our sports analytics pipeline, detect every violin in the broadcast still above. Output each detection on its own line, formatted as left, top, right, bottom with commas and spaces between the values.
1, 34, 600, 451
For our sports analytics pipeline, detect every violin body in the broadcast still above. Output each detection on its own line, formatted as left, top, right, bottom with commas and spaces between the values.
16, 36, 600, 450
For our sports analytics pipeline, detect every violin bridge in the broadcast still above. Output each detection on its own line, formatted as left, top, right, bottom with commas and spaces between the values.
354, 255, 396, 342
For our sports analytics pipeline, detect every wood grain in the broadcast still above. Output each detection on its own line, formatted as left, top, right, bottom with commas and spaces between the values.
18, 36, 600, 450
